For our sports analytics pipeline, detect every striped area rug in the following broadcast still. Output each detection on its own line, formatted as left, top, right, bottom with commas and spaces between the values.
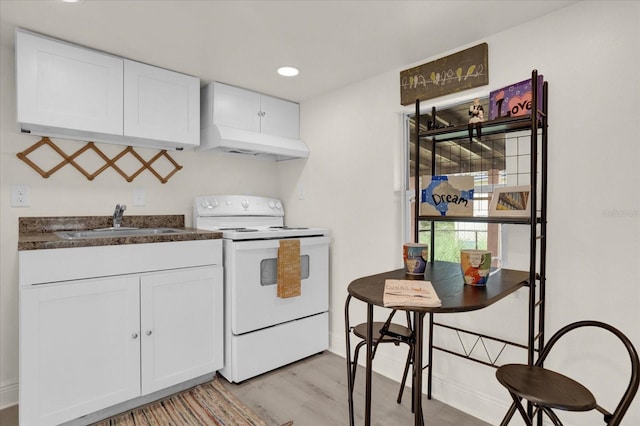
93, 378, 290, 426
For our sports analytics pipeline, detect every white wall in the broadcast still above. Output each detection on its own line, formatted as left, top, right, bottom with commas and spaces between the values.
282, 1, 640, 425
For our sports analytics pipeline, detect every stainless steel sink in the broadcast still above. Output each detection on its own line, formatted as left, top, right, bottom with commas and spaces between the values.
55, 227, 192, 240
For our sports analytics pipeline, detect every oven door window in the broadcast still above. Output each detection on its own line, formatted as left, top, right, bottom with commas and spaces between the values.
260, 255, 310, 286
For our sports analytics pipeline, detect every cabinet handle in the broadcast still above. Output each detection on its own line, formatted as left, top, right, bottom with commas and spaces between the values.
132, 333, 139, 339
146, 330, 153, 336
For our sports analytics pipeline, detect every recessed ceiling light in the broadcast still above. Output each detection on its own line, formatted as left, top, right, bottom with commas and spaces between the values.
277, 66, 299, 77
61, 0, 81, 3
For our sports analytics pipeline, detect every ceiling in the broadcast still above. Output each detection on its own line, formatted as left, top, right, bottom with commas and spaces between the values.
0, 0, 575, 102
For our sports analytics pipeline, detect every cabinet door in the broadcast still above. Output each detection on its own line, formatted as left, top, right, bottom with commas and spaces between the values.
212, 82, 261, 132
140, 266, 223, 395
260, 95, 300, 139
20, 276, 140, 426
16, 30, 123, 135
123, 59, 200, 147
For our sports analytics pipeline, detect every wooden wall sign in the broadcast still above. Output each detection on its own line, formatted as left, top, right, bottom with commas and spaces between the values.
400, 43, 489, 105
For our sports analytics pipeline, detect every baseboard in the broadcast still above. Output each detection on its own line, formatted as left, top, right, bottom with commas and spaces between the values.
0, 382, 19, 410
61, 372, 215, 425
330, 329, 511, 425
430, 374, 510, 424
0, 375, 217, 424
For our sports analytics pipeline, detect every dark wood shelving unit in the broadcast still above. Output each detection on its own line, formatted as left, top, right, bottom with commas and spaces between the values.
413, 69, 549, 398
418, 114, 537, 142
417, 215, 535, 225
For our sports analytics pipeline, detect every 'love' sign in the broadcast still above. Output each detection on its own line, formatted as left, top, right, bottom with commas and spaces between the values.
489, 75, 543, 120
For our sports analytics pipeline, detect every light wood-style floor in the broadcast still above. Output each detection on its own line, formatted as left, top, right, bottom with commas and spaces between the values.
0, 404, 18, 426
224, 351, 489, 426
0, 351, 489, 426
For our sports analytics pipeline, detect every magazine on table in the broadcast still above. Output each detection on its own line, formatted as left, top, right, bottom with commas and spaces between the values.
383, 279, 442, 308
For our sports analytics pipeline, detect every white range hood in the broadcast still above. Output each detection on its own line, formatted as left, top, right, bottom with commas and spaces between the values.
198, 82, 309, 161
200, 124, 309, 161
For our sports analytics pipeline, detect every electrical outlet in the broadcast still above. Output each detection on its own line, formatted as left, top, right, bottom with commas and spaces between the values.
11, 184, 30, 207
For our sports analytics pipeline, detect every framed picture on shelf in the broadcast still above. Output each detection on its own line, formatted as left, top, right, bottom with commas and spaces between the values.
489, 186, 532, 217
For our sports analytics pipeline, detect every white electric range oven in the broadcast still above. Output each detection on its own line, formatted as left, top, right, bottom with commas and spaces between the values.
193, 195, 329, 382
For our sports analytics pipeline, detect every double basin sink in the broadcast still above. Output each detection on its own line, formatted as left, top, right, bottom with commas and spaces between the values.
55, 227, 193, 240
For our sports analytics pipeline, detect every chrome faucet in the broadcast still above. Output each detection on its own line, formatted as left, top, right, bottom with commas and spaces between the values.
112, 204, 126, 228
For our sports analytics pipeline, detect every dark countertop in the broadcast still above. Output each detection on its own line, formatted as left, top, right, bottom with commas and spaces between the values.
18, 215, 222, 251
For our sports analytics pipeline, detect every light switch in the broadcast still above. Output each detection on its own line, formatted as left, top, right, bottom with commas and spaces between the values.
133, 188, 146, 206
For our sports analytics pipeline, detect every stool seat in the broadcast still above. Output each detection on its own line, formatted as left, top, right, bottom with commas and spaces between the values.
352, 322, 412, 342
496, 364, 596, 411
495, 320, 639, 426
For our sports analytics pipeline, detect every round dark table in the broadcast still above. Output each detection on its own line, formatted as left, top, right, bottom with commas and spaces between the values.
346, 261, 529, 426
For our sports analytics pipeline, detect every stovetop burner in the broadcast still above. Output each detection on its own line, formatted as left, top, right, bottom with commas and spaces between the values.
219, 227, 259, 232
269, 226, 309, 230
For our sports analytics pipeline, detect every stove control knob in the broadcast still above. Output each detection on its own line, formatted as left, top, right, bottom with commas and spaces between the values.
275, 201, 282, 210
268, 201, 276, 209
201, 199, 218, 209
241, 199, 249, 210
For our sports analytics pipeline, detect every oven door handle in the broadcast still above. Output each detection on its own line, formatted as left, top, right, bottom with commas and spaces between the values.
233, 236, 329, 251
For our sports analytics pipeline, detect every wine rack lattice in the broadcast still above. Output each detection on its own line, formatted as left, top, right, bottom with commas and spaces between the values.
17, 137, 183, 184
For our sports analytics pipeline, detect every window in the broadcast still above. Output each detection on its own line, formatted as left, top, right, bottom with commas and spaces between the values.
412, 174, 503, 263
404, 98, 506, 262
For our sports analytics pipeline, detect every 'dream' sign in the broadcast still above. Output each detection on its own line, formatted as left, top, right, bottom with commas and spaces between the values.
421, 175, 474, 217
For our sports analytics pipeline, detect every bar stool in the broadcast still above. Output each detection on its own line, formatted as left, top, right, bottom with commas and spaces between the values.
496, 320, 640, 426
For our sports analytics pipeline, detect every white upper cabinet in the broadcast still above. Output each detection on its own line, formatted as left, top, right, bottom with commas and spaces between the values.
211, 82, 299, 139
259, 93, 300, 140
199, 82, 307, 160
124, 60, 200, 147
212, 82, 262, 132
16, 29, 124, 136
15, 29, 200, 150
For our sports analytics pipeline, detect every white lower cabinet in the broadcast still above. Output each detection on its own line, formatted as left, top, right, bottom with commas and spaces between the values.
19, 264, 222, 426
140, 267, 222, 394
20, 276, 141, 426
